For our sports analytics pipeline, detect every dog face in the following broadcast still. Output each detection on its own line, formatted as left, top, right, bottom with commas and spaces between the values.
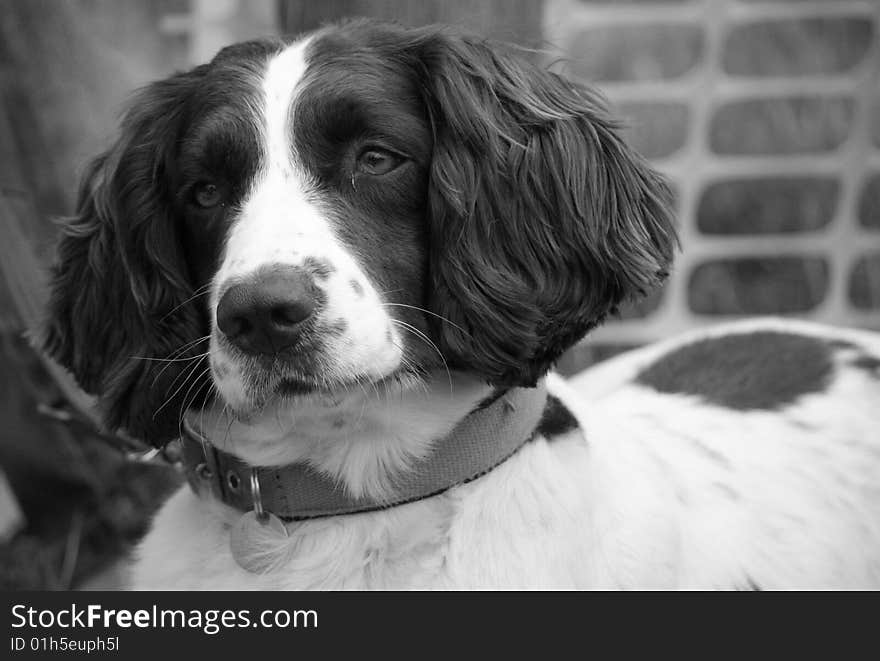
43, 20, 676, 446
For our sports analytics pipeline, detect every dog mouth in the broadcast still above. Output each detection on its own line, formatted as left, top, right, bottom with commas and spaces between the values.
276, 377, 318, 398
273, 368, 413, 402
217, 362, 416, 420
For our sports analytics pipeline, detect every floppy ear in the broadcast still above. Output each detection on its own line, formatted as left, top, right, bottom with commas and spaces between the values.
42, 69, 210, 446
417, 30, 678, 386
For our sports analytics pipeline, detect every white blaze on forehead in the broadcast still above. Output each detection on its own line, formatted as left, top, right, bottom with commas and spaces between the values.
212, 37, 315, 290
262, 38, 310, 181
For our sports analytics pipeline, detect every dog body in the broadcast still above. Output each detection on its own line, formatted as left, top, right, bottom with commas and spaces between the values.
42, 21, 880, 589
131, 318, 880, 590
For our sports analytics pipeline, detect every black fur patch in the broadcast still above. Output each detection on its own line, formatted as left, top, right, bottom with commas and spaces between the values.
635, 331, 835, 410
536, 395, 579, 439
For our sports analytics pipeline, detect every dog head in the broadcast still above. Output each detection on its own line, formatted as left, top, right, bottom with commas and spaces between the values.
43, 20, 676, 446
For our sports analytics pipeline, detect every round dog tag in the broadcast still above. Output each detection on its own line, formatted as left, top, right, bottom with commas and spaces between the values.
229, 510, 289, 574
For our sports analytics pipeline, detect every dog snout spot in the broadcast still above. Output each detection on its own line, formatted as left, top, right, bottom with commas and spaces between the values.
217, 266, 317, 355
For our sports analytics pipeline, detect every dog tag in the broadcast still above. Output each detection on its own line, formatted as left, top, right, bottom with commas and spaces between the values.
229, 510, 289, 574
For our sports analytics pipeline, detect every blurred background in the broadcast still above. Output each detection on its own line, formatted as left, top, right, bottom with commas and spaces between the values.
1, 0, 878, 589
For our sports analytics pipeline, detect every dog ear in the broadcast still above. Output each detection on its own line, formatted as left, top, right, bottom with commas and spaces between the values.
418, 30, 677, 386
42, 69, 210, 446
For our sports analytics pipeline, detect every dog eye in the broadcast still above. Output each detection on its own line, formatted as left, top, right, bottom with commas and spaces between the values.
356, 148, 402, 176
192, 182, 224, 209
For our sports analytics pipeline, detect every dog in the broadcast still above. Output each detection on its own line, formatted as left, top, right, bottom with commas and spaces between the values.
42, 19, 880, 589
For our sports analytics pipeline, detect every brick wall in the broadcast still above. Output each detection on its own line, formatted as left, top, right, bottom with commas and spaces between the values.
546, 0, 880, 369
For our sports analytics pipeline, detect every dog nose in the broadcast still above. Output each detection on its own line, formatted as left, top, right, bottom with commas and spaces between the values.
216, 267, 316, 355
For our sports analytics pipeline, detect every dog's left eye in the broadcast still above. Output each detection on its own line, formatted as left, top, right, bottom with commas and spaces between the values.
192, 182, 224, 209
356, 148, 403, 176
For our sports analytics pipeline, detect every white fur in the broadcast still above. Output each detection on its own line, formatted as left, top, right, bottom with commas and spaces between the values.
133, 319, 880, 589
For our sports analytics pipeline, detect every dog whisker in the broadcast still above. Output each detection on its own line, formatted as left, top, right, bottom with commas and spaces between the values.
159, 284, 213, 323
381, 303, 472, 338
132, 351, 210, 363
390, 319, 453, 395
149, 336, 211, 388
152, 355, 209, 421
174, 365, 213, 438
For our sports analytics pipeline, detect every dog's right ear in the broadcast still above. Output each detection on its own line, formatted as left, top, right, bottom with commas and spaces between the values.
415, 29, 678, 386
42, 68, 211, 445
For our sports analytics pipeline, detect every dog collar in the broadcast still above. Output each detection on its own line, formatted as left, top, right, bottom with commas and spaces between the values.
180, 384, 552, 522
